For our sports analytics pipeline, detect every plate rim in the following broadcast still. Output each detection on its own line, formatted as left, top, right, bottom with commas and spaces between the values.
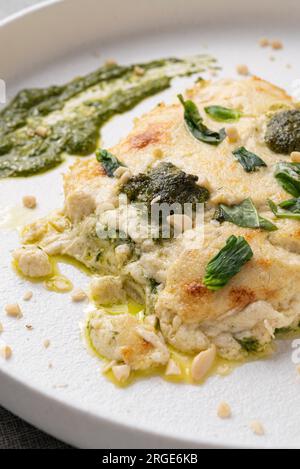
0, 0, 62, 30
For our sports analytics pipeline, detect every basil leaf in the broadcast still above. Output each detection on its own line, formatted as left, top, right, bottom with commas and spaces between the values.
204, 105, 242, 122
233, 147, 267, 173
214, 198, 277, 231
96, 149, 125, 177
258, 216, 278, 231
280, 197, 300, 211
178, 94, 226, 145
268, 198, 300, 220
203, 235, 253, 291
274, 162, 300, 197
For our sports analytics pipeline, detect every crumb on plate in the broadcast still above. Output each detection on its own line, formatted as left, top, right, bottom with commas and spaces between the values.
5, 303, 22, 318
271, 40, 283, 50
259, 37, 269, 47
22, 196, 37, 209
250, 420, 265, 436
236, 64, 249, 76
217, 401, 232, 419
0, 344, 12, 360
43, 339, 51, 349
23, 291, 33, 301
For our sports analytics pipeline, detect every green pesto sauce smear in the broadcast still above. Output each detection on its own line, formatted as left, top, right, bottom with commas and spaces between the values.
0, 55, 217, 177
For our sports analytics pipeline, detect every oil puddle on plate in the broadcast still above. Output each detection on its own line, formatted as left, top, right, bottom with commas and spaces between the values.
0, 204, 38, 231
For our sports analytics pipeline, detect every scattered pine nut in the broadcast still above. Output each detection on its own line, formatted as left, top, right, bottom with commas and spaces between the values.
134, 66, 145, 76
43, 339, 51, 349
27, 128, 35, 137
112, 364, 131, 382
23, 291, 33, 301
5, 303, 22, 318
236, 64, 249, 76
165, 359, 181, 376
71, 289, 87, 302
291, 151, 300, 163
296, 364, 300, 375
0, 344, 12, 360
118, 170, 132, 185
217, 401, 231, 419
35, 126, 49, 138
259, 37, 269, 47
25, 324, 33, 331
102, 360, 117, 373
271, 40, 283, 50
250, 420, 265, 436
113, 166, 127, 178
0, 322, 3, 333
22, 196, 37, 209
44, 276, 72, 293
197, 175, 210, 189
191, 345, 216, 382
105, 59, 117, 67
226, 126, 239, 143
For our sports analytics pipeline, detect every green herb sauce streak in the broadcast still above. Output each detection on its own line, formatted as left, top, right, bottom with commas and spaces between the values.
0, 55, 216, 177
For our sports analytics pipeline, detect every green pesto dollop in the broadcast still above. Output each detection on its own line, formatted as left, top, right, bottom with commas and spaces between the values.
121, 162, 210, 208
265, 110, 300, 154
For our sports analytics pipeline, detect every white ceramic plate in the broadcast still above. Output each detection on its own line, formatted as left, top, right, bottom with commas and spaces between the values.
1, 0, 300, 449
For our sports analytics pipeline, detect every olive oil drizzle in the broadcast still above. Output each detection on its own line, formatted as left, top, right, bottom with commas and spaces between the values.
14, 252, 278, 387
